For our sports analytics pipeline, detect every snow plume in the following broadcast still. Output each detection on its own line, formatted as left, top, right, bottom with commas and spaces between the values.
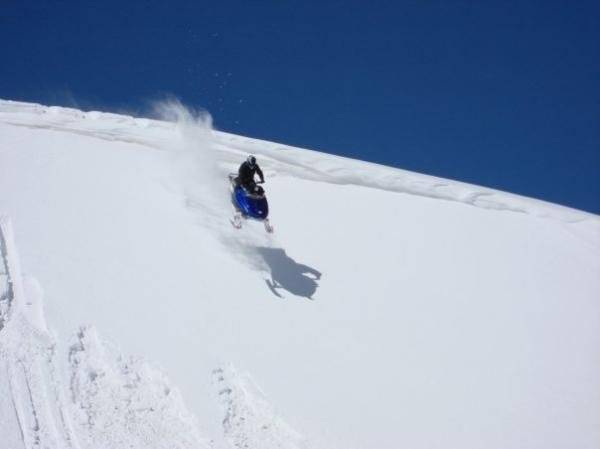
151, 100, 308, 298
153, 98, 229, 227
152, 99, 280, 281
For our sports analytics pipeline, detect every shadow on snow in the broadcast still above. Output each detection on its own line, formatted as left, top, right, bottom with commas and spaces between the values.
256, 247, 322, 300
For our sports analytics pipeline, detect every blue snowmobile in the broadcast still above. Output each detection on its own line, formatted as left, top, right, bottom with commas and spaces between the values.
228, 173, 274, 233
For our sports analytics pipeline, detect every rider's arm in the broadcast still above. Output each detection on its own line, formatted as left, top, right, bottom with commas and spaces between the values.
256, 166, 265, 182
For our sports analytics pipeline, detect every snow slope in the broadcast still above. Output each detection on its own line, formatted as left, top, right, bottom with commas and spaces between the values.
1, 99, 599, 449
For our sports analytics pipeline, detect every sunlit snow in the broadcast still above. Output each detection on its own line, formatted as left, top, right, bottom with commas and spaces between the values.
1, 99, 599, 449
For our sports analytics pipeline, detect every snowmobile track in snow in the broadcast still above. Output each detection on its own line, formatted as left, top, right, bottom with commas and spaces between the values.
0, 217, 81, 449
0, 217, 16, 330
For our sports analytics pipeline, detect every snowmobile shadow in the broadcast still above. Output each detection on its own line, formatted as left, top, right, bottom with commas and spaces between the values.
256, 247, 321, 300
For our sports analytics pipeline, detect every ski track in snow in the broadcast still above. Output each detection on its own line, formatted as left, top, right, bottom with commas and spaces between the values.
1, 99, 597, 235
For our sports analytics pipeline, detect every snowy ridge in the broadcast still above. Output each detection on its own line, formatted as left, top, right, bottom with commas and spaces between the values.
0, 216, 306, 449
1, 99, 597, 233
0, 218, 210, 449
213, 365, 306, 449
67, 326, 209, 449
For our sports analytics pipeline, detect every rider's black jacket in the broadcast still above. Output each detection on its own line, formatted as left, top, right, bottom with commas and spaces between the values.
238, 161, 264, 186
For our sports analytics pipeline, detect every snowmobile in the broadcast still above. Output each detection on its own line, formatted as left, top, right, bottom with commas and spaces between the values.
228, 174, 274, 233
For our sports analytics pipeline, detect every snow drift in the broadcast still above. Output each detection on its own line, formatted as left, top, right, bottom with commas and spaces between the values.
0, 99, 599, 449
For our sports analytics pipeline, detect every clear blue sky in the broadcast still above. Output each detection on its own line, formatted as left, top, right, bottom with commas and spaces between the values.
2, 1, 598, 213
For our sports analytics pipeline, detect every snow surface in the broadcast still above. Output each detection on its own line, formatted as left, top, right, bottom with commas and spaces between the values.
1, 99, 599, 449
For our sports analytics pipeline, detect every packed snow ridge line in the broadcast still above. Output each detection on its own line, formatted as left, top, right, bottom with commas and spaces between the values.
67, 326, 210, 449
213, 365, 307, 449
1, 99, 597, 228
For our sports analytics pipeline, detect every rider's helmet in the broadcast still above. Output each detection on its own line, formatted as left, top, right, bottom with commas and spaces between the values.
247, 155, 256, 167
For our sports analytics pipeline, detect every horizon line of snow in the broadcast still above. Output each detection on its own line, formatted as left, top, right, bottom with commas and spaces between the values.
0, 99, 598, 229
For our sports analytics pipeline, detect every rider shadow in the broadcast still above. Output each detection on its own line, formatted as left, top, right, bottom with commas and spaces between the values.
256, 247, 322, 300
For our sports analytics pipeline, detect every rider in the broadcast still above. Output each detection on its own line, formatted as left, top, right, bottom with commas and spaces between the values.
238, 155, 265, 194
